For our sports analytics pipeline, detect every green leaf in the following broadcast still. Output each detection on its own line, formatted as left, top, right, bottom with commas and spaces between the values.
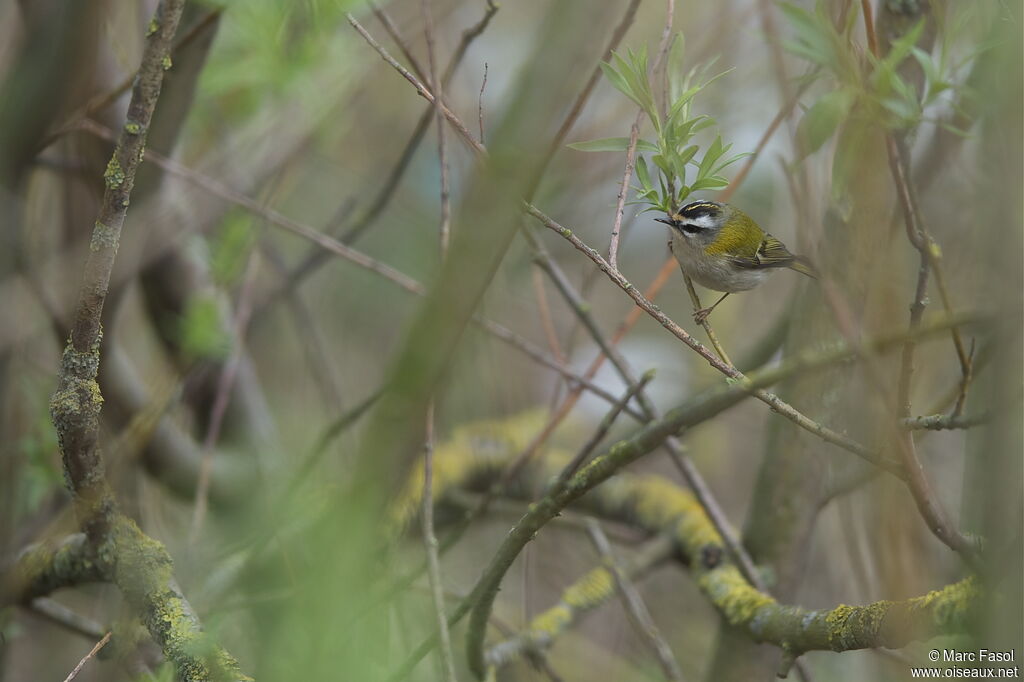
692, 176, 729, 191
882, 19, 925, 73
715, 152, 751, 173
690, 116, 716, 134
697, 134, 724, 178
795, 88, 853, 156
600, 62, 635, 102
779, 2, 836, 69
677, 144, 700, 167
635, 155, 652, 191
567, 137, 659, 153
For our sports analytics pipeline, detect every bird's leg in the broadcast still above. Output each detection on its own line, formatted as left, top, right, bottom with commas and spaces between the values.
693, 292, 730, 324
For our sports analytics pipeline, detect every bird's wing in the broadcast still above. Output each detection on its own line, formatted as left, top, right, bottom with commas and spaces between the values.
729, 234, 795, 269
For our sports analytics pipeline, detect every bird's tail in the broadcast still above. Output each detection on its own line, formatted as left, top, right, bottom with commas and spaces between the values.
788, 255, 818, 279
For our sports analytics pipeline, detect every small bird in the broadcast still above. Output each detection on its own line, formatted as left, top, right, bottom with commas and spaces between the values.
656, 201, 817, 323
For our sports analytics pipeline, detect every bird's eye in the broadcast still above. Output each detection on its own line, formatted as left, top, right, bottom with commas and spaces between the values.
680, 223, 702, 234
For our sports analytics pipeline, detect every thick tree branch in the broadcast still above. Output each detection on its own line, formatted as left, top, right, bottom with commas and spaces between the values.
393, 417, 978, 678
41, 2, 250, 678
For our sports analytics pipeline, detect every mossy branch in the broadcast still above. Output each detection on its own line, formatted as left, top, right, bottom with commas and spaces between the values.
383, 308, 983, 677
50, 0, 186, 527
3, 534, 105, 605
390, 417, 978, 676
36, 1, 250, 679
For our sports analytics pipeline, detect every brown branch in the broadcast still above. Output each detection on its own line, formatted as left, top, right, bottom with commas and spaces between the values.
901, 412, 991, 431
52, 0, 187, 529
29, 597, 106, 640
556, 371, 655, 486
610, 0, 675, 270
81, 117, 642, 422
528, 205, 893, 472
385, 312, 977, 679
420, 0, 456, 676
347, 14, 485, 156
478, 63, 488, 144
42, 3, 249, 678
345, 10, 888, 631
539, 0, 642, 181
61, 631, 112, 682
584, 520, 685, 682
370, 1, 430, 85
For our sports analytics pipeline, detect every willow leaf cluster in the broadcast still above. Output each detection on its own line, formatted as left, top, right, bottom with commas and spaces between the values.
569, 37, 748, 214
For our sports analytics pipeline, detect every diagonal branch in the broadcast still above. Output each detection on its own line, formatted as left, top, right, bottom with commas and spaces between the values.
43, 2, 250, 679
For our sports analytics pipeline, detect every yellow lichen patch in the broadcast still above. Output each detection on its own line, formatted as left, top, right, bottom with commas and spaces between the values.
528, 604, 573, 638
387, 410, 552, 533
699, 565, 777, 627
562, 567, 615, 609
103, 157, 125, 189
826, 604, 856, 651
908, 577, 978, 627
590, 473, 723, 557
632, 475, 699, 528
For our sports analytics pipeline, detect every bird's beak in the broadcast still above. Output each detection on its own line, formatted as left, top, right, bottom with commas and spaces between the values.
654, 217, 673, 226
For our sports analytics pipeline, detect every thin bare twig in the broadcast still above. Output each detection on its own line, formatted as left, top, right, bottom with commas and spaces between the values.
29, 598, 105, 640
556, 370, 655, 486
901, 412, 990, 431
609, 0, 675, 270
348, 14, 485, 156
61, 631, 112, 682
584, 520, 685, 682
609, 112, 644, 271
478, 63, 488, 144
420, 0, 457, 676
485, 533, 675, 671
422, 405, 457, 682
347, 3, 870, 623
531, 268, 567, 366
681, 273, 733, 365
528, 205, 893, 472
370, 1, 430, 85
537, 0, 643, 185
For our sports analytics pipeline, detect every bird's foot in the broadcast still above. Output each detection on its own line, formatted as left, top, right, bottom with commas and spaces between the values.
693, 307, 713, 325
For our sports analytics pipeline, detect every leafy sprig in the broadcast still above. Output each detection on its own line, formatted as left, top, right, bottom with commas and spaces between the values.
781, 1, 979, 157
569, 37, 747, 214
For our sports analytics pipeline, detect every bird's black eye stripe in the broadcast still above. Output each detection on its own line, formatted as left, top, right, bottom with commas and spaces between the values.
680, 223, 702, 234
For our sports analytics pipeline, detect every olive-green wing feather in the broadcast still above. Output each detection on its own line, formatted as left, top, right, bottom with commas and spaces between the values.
729, 234, 818, 278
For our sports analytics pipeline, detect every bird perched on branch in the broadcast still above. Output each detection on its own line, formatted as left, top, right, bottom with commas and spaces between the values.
656, 200, 817, 323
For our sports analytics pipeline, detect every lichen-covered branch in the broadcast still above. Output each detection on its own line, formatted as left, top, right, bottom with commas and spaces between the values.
486, 534, 675, 670
460, 318, 982, 676
3, 534, 105, 606
50, 0, 186, 532
36, 2, 251, 679
101, 517, 250, 682
390, 418, 978, 677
